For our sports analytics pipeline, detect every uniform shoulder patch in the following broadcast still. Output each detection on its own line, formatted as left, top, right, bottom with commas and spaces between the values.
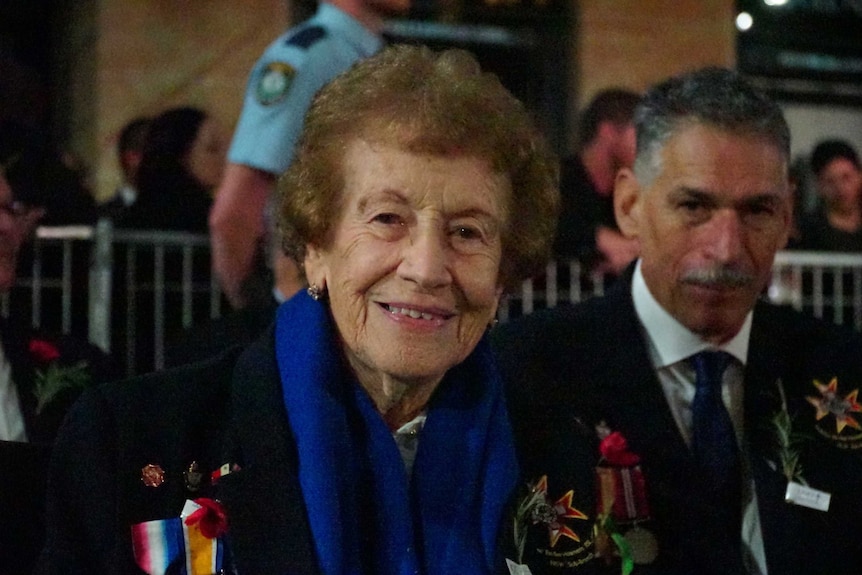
285, 25, 327, 50
255, 61, 296, 106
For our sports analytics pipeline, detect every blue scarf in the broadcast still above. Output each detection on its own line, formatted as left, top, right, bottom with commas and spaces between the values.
275, 292, 518, 575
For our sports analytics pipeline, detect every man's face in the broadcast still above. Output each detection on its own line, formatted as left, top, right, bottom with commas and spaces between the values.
0, 175, 24, 291
816, 157, 862, 214
616, 123, 792, 344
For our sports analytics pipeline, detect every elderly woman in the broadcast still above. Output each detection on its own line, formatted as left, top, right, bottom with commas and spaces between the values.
36, 45, 558, 575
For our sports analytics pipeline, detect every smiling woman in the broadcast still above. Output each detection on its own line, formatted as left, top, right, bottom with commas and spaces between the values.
39, 44, 560, 575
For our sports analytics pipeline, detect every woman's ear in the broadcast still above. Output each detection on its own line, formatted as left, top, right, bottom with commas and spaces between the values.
614, 168, 642, 240
303, 243, 327, 291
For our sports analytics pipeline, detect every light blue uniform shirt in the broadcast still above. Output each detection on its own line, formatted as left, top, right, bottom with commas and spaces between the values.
227, 3, 383, 175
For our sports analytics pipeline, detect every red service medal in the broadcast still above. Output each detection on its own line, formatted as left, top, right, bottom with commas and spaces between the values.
595, 430, 658, 565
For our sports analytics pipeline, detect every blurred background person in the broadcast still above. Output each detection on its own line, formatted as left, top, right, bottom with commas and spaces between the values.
797, 138, 862, 252
98, 116, 151, 224
0, 119, 99, 227
112, 107, 225, 374
0, 120, 101, 338
555, 88, 642, 277
121, 106, 225, 233
0, 166, 117, 444
210, 0, 410, 310
37, 44, 560, 575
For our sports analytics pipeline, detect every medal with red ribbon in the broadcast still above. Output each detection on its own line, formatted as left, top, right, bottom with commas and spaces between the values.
595, 429, 658, 566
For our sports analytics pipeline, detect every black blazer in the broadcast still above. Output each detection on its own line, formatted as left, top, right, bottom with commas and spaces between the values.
0, 317, 118, 575
37, 327, 532, 575
492, 270, 862, 575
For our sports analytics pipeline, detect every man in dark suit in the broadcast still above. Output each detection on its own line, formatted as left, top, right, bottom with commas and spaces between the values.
494, 67, 862, 575
0, 168, 118, 574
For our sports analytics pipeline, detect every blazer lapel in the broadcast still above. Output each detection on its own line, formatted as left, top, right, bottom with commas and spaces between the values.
217, 330, 320, 575
590, 281, 692, 475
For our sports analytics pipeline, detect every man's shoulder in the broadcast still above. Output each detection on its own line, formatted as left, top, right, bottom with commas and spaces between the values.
754, 300, 862, 349
494, 294, 626, 349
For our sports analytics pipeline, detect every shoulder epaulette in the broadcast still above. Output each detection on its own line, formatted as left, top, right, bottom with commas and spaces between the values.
285, 25, 327, 50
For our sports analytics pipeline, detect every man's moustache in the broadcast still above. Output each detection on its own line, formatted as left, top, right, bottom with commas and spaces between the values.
681, 267, 755, 288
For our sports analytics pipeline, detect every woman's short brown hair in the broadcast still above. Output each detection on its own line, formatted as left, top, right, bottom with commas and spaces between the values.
278, 44, 559, 292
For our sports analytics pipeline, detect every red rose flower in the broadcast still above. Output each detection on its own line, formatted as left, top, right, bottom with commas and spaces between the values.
29, 339, 61, 363
184, 498, 228, 539
599, 431, 640, 467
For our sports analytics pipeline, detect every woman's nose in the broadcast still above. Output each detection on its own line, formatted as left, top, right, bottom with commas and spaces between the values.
398, 226, 452, 289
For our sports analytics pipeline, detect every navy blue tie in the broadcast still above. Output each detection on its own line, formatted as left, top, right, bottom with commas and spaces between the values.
690, 351, 743, 548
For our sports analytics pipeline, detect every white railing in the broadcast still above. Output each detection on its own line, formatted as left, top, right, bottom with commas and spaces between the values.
768, 251, 862, 331
500, 253, 862, 332
4, 226, 861, 377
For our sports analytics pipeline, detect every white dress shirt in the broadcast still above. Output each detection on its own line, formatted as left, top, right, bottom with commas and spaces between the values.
631, 260, 767, 574
0, 340, 27, 442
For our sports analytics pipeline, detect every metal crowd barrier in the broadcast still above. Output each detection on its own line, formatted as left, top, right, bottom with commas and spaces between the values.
4, 221, 222, 376
4, 226, 862, 378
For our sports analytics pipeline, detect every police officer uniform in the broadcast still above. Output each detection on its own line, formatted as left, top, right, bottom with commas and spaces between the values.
227, 2, 384, 174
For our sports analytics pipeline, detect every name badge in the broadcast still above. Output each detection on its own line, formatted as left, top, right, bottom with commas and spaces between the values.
785, 481, 831, 512
506, 559, 534, 575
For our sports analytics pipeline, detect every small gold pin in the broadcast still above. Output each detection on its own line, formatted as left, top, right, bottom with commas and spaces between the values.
184, 461, 203, 492
141, 464, 165, 488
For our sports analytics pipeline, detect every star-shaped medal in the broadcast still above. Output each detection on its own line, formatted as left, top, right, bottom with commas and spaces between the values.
806, 377, 862, 434
530, 476, 589, 547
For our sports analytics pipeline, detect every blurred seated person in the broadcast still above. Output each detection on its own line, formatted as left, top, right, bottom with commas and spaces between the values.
555, 88, 642, 276
98, 116, 151, 224
121, 106, 226, 233
797, 139, 862, 252
0, 167, 117, 575
37, 44, 560, 574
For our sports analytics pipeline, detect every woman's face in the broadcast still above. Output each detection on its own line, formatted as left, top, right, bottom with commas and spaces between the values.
186, 117, 226, 190
304, 139, 509, 389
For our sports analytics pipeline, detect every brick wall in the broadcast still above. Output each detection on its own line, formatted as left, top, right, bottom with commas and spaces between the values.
89, 1, 290, 202
76, 0, 735, 201
571, 0, 735, 150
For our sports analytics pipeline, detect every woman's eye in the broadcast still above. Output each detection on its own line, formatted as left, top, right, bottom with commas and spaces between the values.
372, 212, 403, 225
455, 226, 481, 240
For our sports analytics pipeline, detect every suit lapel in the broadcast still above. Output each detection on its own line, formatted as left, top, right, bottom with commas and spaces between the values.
589, 281, 692, 476
744, 304, 812, 574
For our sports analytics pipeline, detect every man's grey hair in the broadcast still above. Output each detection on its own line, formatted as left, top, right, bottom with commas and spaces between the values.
632, 67, 790, 186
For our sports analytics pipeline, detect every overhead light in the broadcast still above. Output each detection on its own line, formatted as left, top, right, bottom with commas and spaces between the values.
736, 12, 754, 32
763, 0, 789, 6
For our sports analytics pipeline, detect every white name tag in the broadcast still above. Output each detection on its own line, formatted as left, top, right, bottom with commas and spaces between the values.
506, 559, 534, 575
785, 481, 831, 512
